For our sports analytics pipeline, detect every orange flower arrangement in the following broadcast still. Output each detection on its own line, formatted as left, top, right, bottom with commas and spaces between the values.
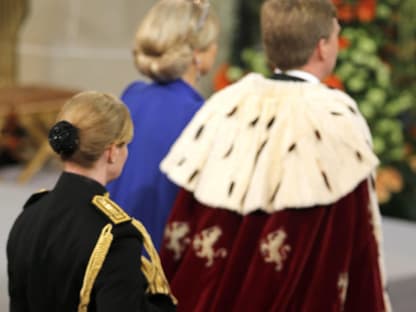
338, 36, 350, 50
357, 0, 377, 22
213, 64, 232, 91
334, 0, 377, 23
323, 75, 344, 90
375, 166, 404, 203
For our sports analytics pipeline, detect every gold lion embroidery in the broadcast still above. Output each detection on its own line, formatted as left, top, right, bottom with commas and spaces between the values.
338, 272, 349, 310
193, 226, 227, 267
164, 222, 191, 261
260, 228, 291, 271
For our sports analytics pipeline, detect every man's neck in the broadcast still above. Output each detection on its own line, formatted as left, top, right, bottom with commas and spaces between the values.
274, 68, 320, 83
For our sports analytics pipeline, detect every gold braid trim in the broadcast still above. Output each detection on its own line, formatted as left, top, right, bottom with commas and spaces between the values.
92, 194, 131, 224
78, 224, 114, 312
131, 219, 178, 305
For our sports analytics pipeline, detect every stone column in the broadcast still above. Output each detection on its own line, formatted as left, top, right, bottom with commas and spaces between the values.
0, 0, 29, 86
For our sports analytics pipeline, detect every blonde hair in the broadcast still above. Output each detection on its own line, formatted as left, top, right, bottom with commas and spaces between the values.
53, 91, 133, 168
261, 0, 337, 71
133, 0, 219, 82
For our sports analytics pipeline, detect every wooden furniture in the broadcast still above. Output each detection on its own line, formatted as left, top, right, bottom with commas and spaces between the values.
0, 85, 78, 183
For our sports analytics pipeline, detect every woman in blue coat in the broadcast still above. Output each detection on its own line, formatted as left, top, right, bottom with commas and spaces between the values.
107, 0, 219, 249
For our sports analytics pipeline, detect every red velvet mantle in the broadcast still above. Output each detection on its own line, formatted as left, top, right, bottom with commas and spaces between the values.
160, 181, 386, 312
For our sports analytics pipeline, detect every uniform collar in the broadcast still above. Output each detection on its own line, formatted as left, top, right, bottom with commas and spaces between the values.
55, 171, 107, 196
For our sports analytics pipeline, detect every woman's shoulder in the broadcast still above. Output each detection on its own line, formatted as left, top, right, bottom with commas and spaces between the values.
121, 80, 170, 101
23, 189, 50, 209
121, 80, 149, 99
92, 194, 144, 240
122, 79, 203, 115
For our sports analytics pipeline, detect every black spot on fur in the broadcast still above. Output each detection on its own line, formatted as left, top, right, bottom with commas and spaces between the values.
315, 130, 321, 141
321, 171, 332, 191
348, 106, 357, 115
188, 170, 199, 183
255, 140, 268, 163
227, 107, 238, 117
177, 158, 186, 166
266, 116, 276, 130
356, 151, 363, 162
228, 182, 235, 196
269, 183, 281, 203
195, 125, 204, 140
250, 117, 259, 127
223, 145, 233, 158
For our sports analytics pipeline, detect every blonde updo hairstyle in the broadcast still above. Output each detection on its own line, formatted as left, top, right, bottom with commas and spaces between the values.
133, 0, 219, 82
52, 91, 133, 168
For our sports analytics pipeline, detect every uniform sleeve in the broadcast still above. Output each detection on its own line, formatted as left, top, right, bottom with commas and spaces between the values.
93, 236, 175, 312
8, 262, 29, 312
7, 216, 29, 312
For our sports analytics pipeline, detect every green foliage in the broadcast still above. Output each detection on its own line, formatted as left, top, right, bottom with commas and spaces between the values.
333, 0, 416, 219
335, 27, 413, 164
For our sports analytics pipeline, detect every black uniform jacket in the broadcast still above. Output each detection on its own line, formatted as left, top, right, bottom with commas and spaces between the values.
7, 172, 175, 312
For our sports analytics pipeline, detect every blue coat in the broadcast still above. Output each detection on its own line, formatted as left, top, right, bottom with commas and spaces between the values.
107, 79, 203, 249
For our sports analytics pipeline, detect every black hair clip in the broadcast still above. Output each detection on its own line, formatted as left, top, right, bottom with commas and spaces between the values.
48, 120, 80, 157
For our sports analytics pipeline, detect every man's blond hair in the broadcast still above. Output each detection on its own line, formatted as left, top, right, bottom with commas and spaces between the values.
261, 0, 337, 71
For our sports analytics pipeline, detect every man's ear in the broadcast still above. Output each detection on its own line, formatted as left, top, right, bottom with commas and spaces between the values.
317, 37, 328, 61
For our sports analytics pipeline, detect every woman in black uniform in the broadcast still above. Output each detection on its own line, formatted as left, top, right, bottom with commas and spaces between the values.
7, 91, 176, 312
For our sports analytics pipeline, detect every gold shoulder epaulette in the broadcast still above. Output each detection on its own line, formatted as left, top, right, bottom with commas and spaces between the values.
23, 189, 49, 208
92, 193, 131, 224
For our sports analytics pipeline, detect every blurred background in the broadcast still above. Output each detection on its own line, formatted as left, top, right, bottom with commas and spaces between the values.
0, 0, 415, 311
